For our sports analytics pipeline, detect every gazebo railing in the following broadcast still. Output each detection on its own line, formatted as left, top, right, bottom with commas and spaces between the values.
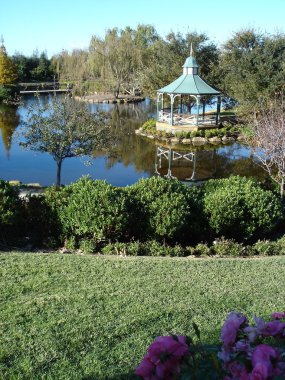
158, 111, 216, 126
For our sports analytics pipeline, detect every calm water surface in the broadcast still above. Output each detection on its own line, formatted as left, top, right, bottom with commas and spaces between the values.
0, 96, 267, 186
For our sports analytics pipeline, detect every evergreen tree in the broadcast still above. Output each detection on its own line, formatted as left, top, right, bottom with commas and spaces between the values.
0, 37, 18, 85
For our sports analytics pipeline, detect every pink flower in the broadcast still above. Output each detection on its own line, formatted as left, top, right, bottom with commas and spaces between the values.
135, 355, 156, 379
271, 311, 285, 320
226, 361, 250, 380
135, 335, 189, 380
221, 312, 248, 349
250, 344, 278, 379
148, 335, 189, 361
262, 321, 285, 338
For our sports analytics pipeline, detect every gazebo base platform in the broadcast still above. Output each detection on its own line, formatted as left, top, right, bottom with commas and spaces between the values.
156, 121, 218, 133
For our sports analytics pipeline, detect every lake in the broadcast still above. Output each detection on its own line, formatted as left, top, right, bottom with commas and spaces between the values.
0, 95, 267, 187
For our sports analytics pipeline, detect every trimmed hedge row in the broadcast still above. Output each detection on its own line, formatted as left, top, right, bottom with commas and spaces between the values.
0, 175, 283, 250
100, 237, 285, 257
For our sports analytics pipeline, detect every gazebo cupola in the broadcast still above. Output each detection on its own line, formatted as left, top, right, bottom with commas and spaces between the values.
156, 45, 221, 131
183, 45, 199, 75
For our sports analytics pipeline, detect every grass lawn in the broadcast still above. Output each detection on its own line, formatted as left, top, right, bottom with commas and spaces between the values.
1, 253, 285, 379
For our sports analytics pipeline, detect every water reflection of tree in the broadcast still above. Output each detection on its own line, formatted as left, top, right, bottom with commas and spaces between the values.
0, 105, 20, 158
92, 104, 156, 174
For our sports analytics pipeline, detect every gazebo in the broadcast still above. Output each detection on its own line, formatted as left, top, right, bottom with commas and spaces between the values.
156, 46, 221, 132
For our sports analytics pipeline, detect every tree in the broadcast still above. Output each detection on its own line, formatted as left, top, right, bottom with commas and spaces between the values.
249, 96, 285, 198
30, 51, 53, 81
89, 27, 142, 97
218, 29, 285, 117
141, 31, 219, 97
20, 95, 111, 188
0, 37, 18, 85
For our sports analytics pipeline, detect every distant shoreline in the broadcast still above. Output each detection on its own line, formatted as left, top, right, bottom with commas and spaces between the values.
74, 93, 145, 104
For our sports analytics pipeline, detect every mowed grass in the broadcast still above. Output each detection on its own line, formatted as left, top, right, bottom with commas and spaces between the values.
1, 254, 285, 379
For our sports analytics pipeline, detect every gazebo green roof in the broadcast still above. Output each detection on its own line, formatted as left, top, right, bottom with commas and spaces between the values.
157, 73, 220, 95
157, 48, 220, 96
183, 56, 198, 68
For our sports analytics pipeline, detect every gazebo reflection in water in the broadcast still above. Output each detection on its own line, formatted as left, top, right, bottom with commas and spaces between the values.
154, 146, 218, 182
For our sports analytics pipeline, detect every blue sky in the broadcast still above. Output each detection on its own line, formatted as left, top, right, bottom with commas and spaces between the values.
1, 0, 285, 57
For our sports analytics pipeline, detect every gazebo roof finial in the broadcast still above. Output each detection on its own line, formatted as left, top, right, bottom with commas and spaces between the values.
190, 42, 193, 56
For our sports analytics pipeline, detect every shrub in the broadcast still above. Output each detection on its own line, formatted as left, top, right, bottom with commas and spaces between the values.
0, 180, 22, 241
79, 239, 97, 254
212, 238, 244, 257
193, 243, 212, 257
252, 239, 280, 256
125, 177, 205, 243
0, 85, 19, 102
64, 236, 77, 250
23, 194, 63, 247
203, 176, 282, 241
59, 177, 128, 243
141, 119, 156, 131
101, 241, 186, 257
276, 235, 285, 255
204, 129, 217, 139
144, 240, 185, 257
102, 241, 142, 256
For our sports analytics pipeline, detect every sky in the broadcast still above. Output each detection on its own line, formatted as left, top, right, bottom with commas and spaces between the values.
1, 0, 285, 57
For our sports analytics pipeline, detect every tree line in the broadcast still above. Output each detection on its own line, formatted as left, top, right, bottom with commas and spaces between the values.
1, 26, 285, 114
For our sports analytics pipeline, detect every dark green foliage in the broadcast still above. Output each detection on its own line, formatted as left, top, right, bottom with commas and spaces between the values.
22, 194, 62, 248
0, 85, 19, 102
251, 240, 281, 256
212, 238, 245, 257
203, 176, 282, 241
217, 29, 285, 116
192, 243, 212, 257
1, 175, 285, 251
101, 240, 186, 257
79, 239, 97, 254
125, 176, 205, 243
0, 180, 22, 241
141, 118, 156, 131
59, 177, 128, 244
11, 51, 55, 82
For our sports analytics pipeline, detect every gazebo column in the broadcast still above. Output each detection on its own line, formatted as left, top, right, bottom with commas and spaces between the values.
156, 93, 160, 120
216, 95, 221, 125
196, 95, 201, 127
170, 94, 174, 126
202, 99, 206, 120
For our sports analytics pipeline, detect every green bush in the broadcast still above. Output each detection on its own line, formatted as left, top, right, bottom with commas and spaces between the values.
252, 240, 280, 256
59, 177, 128, 244
276, 236, 285, 255
23, 194, 63, 247
144, 240, 185, 257
193, 243, 212, 257
0, 85, 19, 102
102, 241, 142, 256
79, 239, 97, 254
125, 177, 205, 243
212, 238, 244, 257
101, 241, 186, 257
141, 119, 156, 131
0, 180, 22, 241
204, 129, 217, 139
203, 176, 282, 241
